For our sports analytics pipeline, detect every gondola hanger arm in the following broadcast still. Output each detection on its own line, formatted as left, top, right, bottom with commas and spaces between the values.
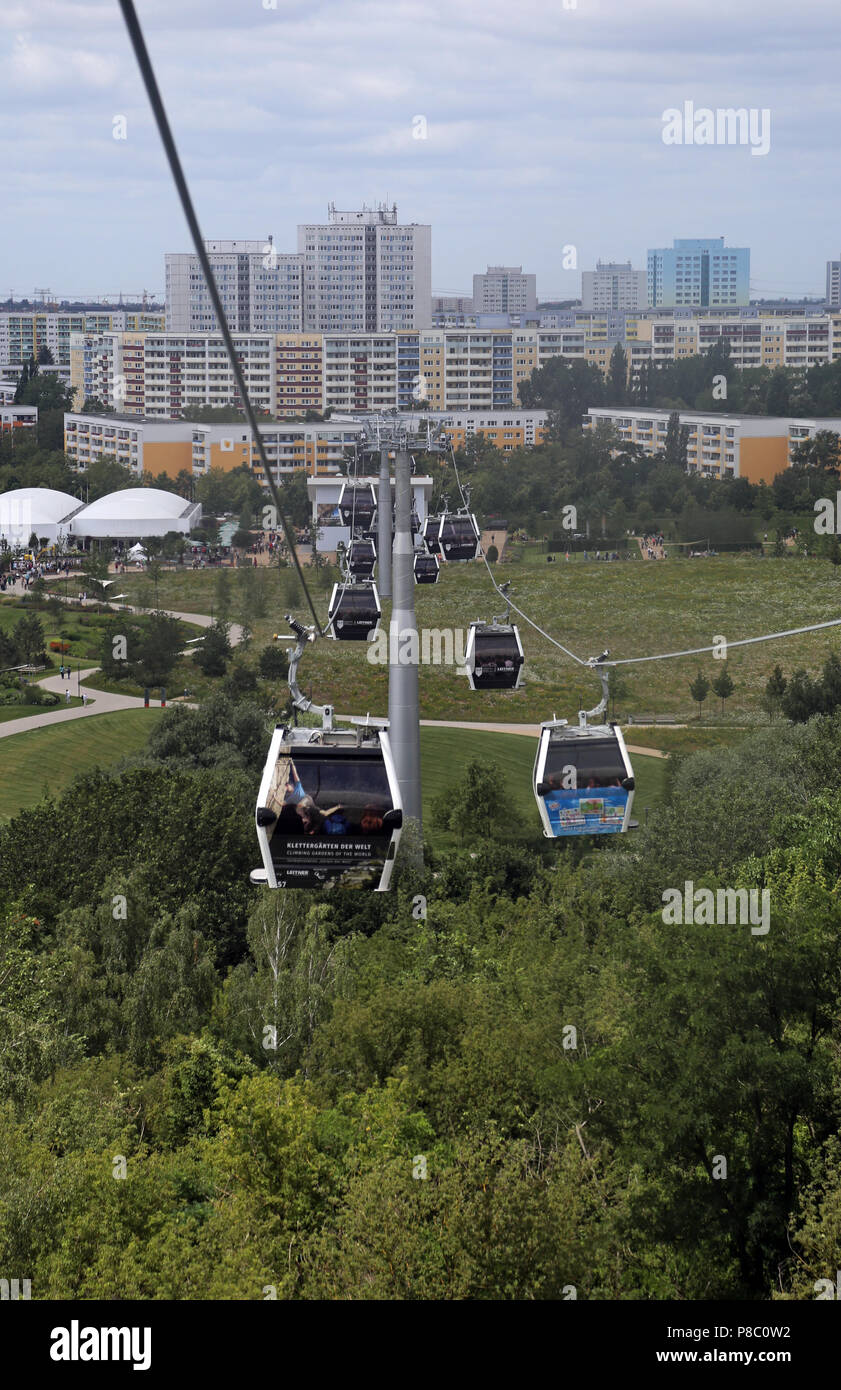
281, 616, 388, 731
578, 655, 611, 726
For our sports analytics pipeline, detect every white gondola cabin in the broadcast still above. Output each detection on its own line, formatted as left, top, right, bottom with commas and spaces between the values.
438, 510, 480, 562
347, 536, 377, 580
533, 720, 635, 837
254, 726, 403, 890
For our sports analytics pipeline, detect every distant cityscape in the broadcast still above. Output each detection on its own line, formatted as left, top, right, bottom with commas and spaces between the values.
4, 201, 841, 497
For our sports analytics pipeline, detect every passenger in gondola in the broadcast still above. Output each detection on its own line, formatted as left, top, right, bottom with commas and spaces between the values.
284, 760, 305, 804
294, 796, 348, 837
323, 806, 350, 835
361, 805, 384, 833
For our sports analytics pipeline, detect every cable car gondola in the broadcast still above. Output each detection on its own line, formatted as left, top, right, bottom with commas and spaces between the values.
464, 620, 524, 690
423, 514, 442, 556
338, 481, 377, 530
327, 581, 381, 640
347, 536, 376, 580
254, 725, 403, 890
414, 551, 440, 585
533, 720, 635, 837
439, 509, 481, 562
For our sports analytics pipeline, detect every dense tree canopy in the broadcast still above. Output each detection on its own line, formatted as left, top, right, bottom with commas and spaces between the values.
2, 705, 841, 1298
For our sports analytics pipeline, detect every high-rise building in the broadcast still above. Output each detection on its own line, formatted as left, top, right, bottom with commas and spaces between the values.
298, 204, 432, 332
472, 266, 536, 315
647, 239, 750, 308
581, 261, 648, 311
165, 239, 304, 332
826, 257, 841, 309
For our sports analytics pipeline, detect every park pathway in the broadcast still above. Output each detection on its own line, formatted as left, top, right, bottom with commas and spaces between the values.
0, 604, 243, 741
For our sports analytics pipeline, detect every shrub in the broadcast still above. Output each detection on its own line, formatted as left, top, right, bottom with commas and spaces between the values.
257, 644, 289, 681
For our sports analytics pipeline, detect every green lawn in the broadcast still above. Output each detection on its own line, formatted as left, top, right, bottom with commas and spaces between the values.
620, 726, 752, 756
0, 709, 165, 820
81, 553, 841, 725
101, 563, 335, 619
296, 553, 841, 724
0, 696, 83, 723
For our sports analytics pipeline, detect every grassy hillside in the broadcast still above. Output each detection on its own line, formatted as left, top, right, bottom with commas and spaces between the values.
0, 709, 164, 819
125, 551, 841, 724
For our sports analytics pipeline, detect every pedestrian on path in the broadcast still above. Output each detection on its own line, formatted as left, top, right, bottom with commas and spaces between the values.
65, 689, 71, 705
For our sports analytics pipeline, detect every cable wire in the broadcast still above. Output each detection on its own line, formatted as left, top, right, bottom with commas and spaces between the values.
446, 444, 841, 674
609, 618, 841, 667
448, 444, 589, 666
118, 0, 322, 633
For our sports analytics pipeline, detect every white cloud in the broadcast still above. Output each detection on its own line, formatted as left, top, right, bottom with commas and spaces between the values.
2, 0, 840, 296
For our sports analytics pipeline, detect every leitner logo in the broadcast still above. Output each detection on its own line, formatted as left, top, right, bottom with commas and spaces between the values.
661, 880, 770, 935
50, 1321, 151, 1371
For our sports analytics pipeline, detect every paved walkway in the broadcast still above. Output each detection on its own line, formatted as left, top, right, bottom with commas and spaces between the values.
0, 668, 146, 740
419, 718, 668, 758
0, 602, 243, 741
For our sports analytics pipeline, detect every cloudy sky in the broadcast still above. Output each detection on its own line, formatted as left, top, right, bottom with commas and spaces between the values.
2, 0, 840, 303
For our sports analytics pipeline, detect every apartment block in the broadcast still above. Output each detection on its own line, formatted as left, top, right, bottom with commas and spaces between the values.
472, 266, 537, 315
165, 239, 304, 333
649, 313, 833, 370
0, 404, 38, 435
319, 329, 543, 414
584, 406, 803, 483
826, 258, 841, 309
64, 413, 365, 482
647, 239, 750, 308
71, 332, 278, 417
581, 261, 648, 311
0, 310, 165, 376
64, 407, 550, 489
431, 294, 473, 316
298, 204, 431, 333
66, 310, 841, 425
430, 408, 547, 452
321, 335, 400, 412
273, 334, 324, 416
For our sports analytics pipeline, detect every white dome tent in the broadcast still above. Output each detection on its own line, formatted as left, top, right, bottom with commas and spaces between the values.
70, 488, 202, 540
0, 487, 84, 549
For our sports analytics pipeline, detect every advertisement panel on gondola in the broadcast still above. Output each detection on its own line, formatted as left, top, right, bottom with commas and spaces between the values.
256, 736, 402, 889
539, 783, 629, 835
